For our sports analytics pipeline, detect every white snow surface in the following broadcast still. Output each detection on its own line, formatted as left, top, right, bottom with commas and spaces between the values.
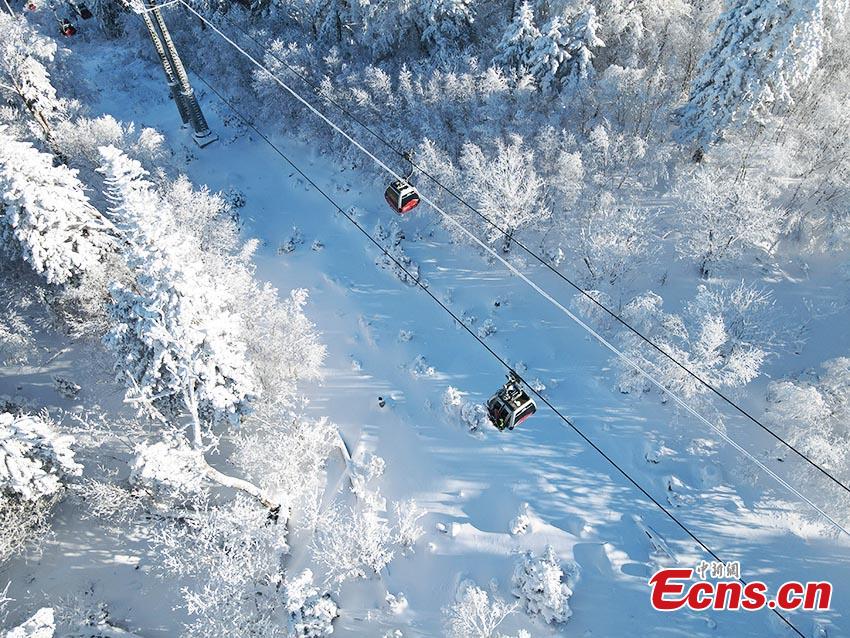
5, 608, 54, 638
2, 27, 850, 638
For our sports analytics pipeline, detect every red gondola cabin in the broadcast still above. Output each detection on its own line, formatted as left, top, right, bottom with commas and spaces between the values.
384, 179, 420, 215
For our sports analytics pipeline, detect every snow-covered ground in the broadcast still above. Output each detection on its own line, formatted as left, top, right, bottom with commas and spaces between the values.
3, 23, 850, 638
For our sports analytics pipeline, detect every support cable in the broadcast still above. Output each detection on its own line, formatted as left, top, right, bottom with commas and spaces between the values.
186, 65, 808, 638
175, 1, 850, 536
194, 3, 850, 498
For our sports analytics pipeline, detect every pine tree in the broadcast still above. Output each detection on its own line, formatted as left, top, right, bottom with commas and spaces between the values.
529, 15, 571, 92
315, 0, 354, 46
98, 147, 281, 510
98, 146, 256, 431
564, 5, 605, 84
421, 0, 476, 57
677, 0, 838, 151
494, 1, 540, 72
0, 128, 114, 285
0, 14, 65, 141
358, 0, 423, 56
512, 545, 578, 624
0, 412, 82, 503
528, 5, 604, 92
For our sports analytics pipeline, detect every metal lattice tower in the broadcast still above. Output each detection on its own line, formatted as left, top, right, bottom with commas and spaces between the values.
139, 8, 191, 126
143, 0, 217, 146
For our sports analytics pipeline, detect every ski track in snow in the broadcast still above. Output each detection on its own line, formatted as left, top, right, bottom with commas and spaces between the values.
3, 36, 850, 638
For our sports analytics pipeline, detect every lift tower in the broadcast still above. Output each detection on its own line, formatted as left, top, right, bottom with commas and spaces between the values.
140, 0, 217, 147
139, 6, 190, 126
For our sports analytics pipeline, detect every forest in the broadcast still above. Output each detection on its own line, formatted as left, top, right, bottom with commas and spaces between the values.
1, 0, 849, 636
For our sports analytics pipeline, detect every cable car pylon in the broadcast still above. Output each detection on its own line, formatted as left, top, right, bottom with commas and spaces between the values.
138, 6, 190, 126
138, 0, 216, 146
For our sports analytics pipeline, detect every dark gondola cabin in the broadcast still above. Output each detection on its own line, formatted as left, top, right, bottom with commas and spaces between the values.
384, 179, 420, 215
486, 375, 537, 431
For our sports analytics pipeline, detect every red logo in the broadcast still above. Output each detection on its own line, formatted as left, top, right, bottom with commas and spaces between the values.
649, 567, 832, 612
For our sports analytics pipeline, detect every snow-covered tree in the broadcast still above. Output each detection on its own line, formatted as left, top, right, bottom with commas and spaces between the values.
512, 545, 578, 624
99, 146, 255, 428
459, 137, 547, 248
616, 282, 775, 398
312, 451, 396, 586
564, 5, 605, 85
85, 0, 125, 37
766, 357, 850, 480
552, 148, 584, 207
0, 412, 81, 563
494, 2, 540, 72
0, 266, 36, 366
233, 408, 338, 530
160, 174, 325, 403
242, 287, 325, 402
0, 412, 82, 503
676, 0, 847, 151
594, 0, 689, 69
443, 385, 491, 432
311, 450, 420, 586
149, 495, 290, 638
98, 147, 276, 509
360, 2, 425, 57
0, 129, 114, 285
393, 499, 425, 551
674, 167, 784, 277
54, 115, 165, 174
529, 16, 571, 92
284, 569, 338, 638
444, 580, 517, 638
129, 439, 212, 502
0, 15, 66, 141
0, 493, 52, 564
318, 0, 348, 44
529, 6, 604, 92
0, 308, 32, 367
421, 0, 476, 58
312, 501, 395, 587
576, 191, 655, 289
347, 452, 387, 510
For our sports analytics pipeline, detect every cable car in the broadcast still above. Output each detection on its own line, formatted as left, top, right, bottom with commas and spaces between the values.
384, 179, 420, 215
26, 1, 36, 9
59, 18, 76, 35
486, 373, 537, 431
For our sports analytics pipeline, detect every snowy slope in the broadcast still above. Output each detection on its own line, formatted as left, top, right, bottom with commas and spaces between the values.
4, 26, 850, 638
